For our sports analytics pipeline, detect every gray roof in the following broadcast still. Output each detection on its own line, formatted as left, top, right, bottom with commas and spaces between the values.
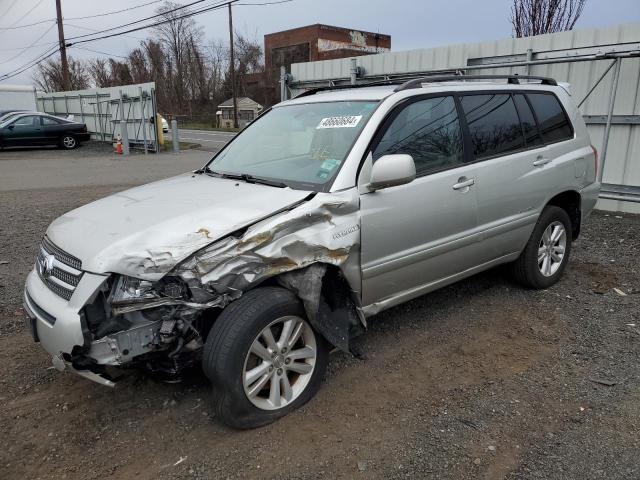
218, 97, 262, 109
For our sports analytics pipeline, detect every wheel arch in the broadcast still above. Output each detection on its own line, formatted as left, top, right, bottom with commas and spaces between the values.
545, 190, 582, 240
254, 262, 365, 354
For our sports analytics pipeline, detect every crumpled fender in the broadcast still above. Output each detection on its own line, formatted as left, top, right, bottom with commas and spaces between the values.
173, 189, 364, 350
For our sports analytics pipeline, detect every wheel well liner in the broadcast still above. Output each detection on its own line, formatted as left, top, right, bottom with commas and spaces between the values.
274, 263, 364, 353
547, 190, 581, 240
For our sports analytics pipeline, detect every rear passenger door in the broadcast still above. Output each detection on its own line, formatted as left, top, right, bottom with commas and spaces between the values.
461, 91, 572, 262
360, 95, 480, 307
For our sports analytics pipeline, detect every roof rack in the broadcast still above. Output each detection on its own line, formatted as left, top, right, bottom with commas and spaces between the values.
394, 74, 557, 92
293, 79, 402, 99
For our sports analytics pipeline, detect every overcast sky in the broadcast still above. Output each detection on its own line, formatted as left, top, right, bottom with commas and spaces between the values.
1, 0, 639, 85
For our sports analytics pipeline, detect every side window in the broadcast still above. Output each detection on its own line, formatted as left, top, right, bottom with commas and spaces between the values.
461, 94, 525, 159
373, 96, 464, 176
513, 94, 542, 147
526, 93, 573, 143
12, 116, 37, 128
42, 116, 62, 126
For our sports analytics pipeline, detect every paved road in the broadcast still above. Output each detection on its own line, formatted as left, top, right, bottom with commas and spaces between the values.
0, 146, 210, 192
173, 128, 236, 152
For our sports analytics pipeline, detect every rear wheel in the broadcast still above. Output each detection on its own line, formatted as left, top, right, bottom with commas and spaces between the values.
512, 206, 572, 289
60, 134, 77, 149
203, 287, 329, 429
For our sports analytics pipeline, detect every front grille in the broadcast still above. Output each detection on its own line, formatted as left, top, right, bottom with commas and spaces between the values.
42, 237, 82, 270
36, 237, 84, 301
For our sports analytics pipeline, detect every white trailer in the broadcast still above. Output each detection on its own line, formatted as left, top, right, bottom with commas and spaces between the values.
0, 84, 37, 111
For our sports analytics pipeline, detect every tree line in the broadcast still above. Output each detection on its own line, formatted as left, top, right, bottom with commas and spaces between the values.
34, 1, 268, 118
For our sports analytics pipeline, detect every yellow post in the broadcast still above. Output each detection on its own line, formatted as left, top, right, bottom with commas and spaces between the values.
157, 113, 164, 146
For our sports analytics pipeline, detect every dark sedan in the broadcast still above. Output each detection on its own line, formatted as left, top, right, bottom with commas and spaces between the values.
0, 112, 91, 149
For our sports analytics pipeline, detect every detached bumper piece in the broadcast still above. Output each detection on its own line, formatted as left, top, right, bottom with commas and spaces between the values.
51, 354, 118, 388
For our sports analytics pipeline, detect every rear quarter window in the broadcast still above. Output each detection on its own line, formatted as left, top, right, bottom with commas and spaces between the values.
526, 92, 573, 144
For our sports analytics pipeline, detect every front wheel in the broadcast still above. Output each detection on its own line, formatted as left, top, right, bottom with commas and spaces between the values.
60, 134, 77, 149
203, 287, 329, 429
512, 206, 572, 289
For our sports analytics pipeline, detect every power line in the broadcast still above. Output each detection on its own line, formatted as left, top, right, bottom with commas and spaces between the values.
0, 18, 54, 31
73, 45, 129, 59
0, 1, 19, 21
67, 1, 237, 46
4, 0, 47, 29
66, 0, 164, 21
0, 45, 60, 81
237, 0, 293, 5
1, 0, 166, 31
0, 40, 56, 52
0, 22, 56, 65
65, 22, 148, 42
65, 0, 211, 42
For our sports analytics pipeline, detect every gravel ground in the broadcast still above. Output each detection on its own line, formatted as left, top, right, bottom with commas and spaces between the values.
0, 149, 638, 479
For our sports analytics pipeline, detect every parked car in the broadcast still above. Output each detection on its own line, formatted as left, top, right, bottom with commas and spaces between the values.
24, 75, 600, 428
161, 116, 169, 133
0, 112, 90, 149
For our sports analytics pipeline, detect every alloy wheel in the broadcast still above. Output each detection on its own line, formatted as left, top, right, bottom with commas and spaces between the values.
242, 315, 317, 411
538, 221, 567, 277
63, 136, 76, 148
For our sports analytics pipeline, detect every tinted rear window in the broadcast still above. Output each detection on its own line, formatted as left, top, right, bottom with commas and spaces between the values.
527, 93, 573, 143
460, 94, 525, 159
513, 94, 542, 147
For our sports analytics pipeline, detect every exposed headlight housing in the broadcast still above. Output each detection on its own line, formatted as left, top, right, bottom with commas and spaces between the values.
109, 275, 157, 305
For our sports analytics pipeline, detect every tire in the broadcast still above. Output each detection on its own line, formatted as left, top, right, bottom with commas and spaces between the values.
512, 205, 572, 289
203, 286, 329, 429
60, 134, 77, 149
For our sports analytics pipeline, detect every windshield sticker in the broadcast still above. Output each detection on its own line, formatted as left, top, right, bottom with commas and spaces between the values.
316, 158, 341, 179
317, 115, 362, 129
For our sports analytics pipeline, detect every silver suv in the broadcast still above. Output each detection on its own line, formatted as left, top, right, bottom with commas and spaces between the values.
24, 75, 600, 428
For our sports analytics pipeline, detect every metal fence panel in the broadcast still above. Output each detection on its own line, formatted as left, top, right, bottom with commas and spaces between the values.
36, 82, 158, 153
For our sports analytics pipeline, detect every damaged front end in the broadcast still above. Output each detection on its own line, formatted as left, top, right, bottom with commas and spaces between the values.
74, 190, 364, 381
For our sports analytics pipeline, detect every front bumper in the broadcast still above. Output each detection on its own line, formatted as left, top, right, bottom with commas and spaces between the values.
23, 267, 108, 360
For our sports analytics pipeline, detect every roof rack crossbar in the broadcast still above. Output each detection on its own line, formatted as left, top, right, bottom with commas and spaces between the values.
394, 74, 557, 92
293, 79, 403, 99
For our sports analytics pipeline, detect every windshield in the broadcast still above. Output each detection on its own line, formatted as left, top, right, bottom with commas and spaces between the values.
0, 114, 21, 127
206, 101, 379, 190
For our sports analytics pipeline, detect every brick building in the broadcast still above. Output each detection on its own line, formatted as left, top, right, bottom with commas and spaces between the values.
260, 24, 391, 104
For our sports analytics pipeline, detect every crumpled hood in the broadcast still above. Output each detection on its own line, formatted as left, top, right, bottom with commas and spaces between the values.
46, 173, 311, 280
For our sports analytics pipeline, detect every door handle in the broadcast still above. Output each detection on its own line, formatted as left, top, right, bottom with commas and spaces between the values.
533, 156, 551, 167
452, 177, 475, 190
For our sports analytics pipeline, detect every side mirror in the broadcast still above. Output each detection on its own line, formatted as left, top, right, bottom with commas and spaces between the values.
7, 125, 14, 130
368, 154, 416, 191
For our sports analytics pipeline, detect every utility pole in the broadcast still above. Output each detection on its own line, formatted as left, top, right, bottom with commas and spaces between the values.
227, 1, 238, 129
55, 0, 70, 91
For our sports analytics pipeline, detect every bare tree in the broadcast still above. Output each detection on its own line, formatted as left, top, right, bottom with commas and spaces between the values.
87, 58, 111, 87
511, 0, 587, 38
153, 1, 204, 112
206, 38, 228, 104
33, 55, 89, 92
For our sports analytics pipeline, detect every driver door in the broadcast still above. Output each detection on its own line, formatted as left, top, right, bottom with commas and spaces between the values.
359, 95, 481, 308
4, 115, 43, 146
